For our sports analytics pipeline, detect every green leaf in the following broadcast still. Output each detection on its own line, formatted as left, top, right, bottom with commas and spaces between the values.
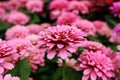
8, 58, 31, 80
29, 13, 41, 24
52, 67, 62, 80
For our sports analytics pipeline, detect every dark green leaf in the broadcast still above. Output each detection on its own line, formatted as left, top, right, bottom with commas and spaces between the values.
8, 58, 31, 80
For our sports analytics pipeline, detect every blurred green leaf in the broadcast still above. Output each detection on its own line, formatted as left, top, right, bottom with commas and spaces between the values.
8, 58, 31, 80
52, 67, 62, 80
105, 15, 120, 28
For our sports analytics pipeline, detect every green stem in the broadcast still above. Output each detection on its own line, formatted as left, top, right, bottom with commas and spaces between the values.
62, 60, 66, 80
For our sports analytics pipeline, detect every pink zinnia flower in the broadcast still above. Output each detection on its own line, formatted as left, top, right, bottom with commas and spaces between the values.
57, 12, 80, 25
38, 25, 86, 59
27, 46, 45, 72
93, 20, 112, 37
8, 38, 32, 59
3, 11, 29, 25
49, 0, 69, 11
27, 24, 42, 34
72, 19, 96, 36
5, 0, 20, 10
68, 1, 89, 14
0, 8, 5, 18
81, 41, 105, 52
25, 34, 39, 46
74, 51, 115, 80
110, 1, 120, 18
5, 25, 29, 40
109, 23, 120, 43
26, 0, 44, 13
0, 74, 20, 80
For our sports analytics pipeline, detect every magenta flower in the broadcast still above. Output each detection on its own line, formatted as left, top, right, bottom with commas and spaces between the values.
27, 46, 45, 72
8, 38, 32, 59
2, 11, 29, 25
27, 24, 43, 34
93, 20, 112, 37
68, 1, 89, 14
0, 39, 16, 58
38, 25, 86, 59
5, 25, 29, 40
74, 51, 115, 80
72, 19, 96, 36
26, 0, 44, 13
110, 1, 120, 18
109, 23, 120, 43
49, 0, 69, 11
57, 12, 80, 25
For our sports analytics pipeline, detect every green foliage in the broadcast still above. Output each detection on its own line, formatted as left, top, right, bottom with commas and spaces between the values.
8, 58, 31, 80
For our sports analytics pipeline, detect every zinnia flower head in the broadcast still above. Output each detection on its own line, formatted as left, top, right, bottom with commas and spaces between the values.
27, 24, 43, 34
109, 23, 120, 43
38, 25, 86, 59
72, 19, 96, 36
93, 20, 112, 37
49, 0, 69, 11
110, 1, 120, 18
0, 39, 16, 58
68, 1, 89, 14
27, 46, 45, 72
3, 10, 29, 25
57, 12, 80, 25
8, 38, 32, 59
74, 51, 115, 80
26, 0, 44, 13
5, 25, 29, 40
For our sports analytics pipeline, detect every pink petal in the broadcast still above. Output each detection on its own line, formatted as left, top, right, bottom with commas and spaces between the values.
0, 75, 3, 80
4, 74, 11, 80
47, 50, 56, 59
2, 62, 14, 70
82, 74, 90, 80
58, 49, 71, 59
90, 71, 97, 80
83, 68, 92, 75
0, 66, 4, 74
66, 46, 76, 53
57, 44, 64, 49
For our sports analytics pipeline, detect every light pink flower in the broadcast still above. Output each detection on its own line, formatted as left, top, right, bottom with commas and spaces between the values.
38, 25, 86, 59
0, 74, 20, 80
93, 20, 112, 37
72, 19, 96, 36
5, 25, 29, 40
3, 11, 29, 25
110, 1, 120, 18
27, 24, 42, 34
0, 39, 16, 58
81, 41, 105, 52
117, 45, 120, 50
57, 12, 80, 25
50, 10, 61, 20
40, 23, 51, 29
27, 46, 45, 72
68, 1, 89, 14
26, 0, 44, 13
25, 34, 39, 46
74, 51, 115, 80
8, 38, 32, 59
49, 0, 69, 11
0, 58, 14, 75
